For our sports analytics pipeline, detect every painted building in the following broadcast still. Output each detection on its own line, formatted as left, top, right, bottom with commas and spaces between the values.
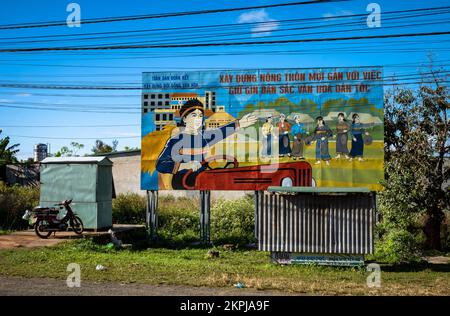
143, 91, 230, 131
205, 108, 236, 129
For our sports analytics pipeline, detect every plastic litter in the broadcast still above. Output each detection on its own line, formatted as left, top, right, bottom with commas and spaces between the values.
234, 282, 246, 289
108, 229, 123, 248
95, 264, 107, 271
105, 242, 115, 250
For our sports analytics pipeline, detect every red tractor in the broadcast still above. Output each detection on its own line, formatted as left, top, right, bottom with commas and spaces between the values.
181, 155, 313, 190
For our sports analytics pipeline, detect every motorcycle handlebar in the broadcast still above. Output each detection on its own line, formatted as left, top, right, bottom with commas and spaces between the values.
55, 199, 73, 206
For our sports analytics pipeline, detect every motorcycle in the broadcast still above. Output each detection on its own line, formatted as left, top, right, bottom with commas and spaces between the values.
23, 199, 84, 239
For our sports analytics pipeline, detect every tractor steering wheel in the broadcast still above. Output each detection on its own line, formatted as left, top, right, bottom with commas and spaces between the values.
202, 155, 239, 170
181, 155, 239, 190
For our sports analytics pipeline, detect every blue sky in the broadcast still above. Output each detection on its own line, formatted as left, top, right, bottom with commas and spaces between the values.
0, 0, 449, 160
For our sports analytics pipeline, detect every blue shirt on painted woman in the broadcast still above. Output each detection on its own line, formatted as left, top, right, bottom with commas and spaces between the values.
351, 123, 366, 136
291, 123, 305, 137
156, 121, 239, 174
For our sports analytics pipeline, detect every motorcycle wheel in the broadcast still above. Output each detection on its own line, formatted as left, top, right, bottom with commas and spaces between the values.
71, 216, 84, 235
35, 219, 52, 239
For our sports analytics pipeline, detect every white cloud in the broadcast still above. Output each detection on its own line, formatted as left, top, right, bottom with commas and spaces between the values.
238, 9, 279, 38
0, 99, 14, 103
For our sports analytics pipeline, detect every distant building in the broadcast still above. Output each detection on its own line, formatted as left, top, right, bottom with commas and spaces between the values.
143, 91, 230, 131
251, 109, 280, 119
205, 91, 216, 111
154, 109, 177, 131
142, 92, 171, 114
322, 111, 347, 122
170, 92, 202, 110
34, 143, 48, 162
205, 108, 235, 129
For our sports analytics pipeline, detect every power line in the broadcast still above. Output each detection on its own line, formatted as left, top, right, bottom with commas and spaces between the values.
3, 3, 433, 41
2, 30, 450, 52
0, 0, 340, 30
3, 69, 448, 87
2, 8, 448, 46
1, 71, 448, 91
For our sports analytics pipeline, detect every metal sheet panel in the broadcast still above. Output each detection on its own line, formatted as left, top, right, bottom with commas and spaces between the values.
40, 161, 113, 230
40, 163, 97, 203
96, 165, 113, 202
257, 192, 375, 254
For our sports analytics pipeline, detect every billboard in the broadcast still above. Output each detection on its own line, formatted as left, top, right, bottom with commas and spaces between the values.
141, 67, 383, 191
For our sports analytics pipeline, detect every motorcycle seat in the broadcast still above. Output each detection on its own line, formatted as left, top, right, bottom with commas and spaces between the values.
33, 207, 59, 214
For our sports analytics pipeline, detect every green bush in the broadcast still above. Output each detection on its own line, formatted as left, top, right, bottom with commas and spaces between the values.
211, 195, 255, 245
112, 193, 146, 224
112, 193, 255, 245
374, 229, 424, 264
0, 182, 40, 230
158, 196, 199, 243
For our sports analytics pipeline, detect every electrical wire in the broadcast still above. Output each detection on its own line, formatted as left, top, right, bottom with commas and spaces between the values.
0, 0, 341, 30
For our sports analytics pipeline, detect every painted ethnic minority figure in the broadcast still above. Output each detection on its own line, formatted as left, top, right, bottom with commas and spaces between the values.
313, 116, 333, 165
290, 115, 305, 160
261, 116, 274, 158
335, 112, 350, 159
276, 113, 292, 157
349, 113, 370, 161
156, 99, 257, 189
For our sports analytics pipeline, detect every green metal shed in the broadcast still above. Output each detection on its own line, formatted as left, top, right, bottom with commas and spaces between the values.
40, 157, 113, 230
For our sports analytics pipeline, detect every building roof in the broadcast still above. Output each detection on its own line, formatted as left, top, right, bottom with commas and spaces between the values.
41, 157, 113, 165
251, 109, 280, 119
171, 93, 198, 98
322, 111, 347, 121
92, 149, 141, 158
205, 111, 236, 122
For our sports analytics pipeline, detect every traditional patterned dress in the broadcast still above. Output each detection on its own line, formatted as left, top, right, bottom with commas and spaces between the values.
290, 123, 305, 158
314, 125, 333, 161
336, 121, 350, 155
349, 123, 365, 158
276, 121, 292, 155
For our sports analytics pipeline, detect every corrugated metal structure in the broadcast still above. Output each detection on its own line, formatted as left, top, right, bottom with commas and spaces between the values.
40, 157, 113, 230
256, 188, 376, 255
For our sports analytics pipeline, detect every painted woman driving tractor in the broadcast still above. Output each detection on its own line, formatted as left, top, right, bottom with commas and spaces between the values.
156, 99, 257, 189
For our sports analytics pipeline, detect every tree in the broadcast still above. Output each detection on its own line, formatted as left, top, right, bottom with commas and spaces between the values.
124, 146, 139, 151
70, 142, 84, 156
0, 130, 19, 164
53, 142, 85, 157
54, 146, 72, 157
379, 65, 450, 259
91, 139, 118, 154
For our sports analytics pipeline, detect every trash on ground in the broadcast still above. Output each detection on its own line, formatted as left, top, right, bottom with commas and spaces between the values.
234, 282, 246, 289
108, 229, 123, 248
95, 264, 107, 271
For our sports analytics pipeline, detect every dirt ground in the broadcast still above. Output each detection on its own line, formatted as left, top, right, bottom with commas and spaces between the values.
0, 225, 142, 249
0, 276, 291, 296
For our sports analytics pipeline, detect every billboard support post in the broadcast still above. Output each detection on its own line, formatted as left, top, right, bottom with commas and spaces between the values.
146, 190, 158, 242
200, 190, 211, 244
254, 190, 262, 240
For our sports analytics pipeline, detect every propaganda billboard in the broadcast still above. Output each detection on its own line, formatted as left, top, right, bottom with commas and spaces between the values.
141, 67, 384, 191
